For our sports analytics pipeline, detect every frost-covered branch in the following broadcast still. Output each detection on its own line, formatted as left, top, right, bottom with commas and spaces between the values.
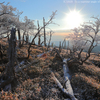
66, 17, 100, 64
0, 2, 22, 37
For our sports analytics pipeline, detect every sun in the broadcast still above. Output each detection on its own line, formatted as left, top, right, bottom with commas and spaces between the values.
64, 10, 83, 29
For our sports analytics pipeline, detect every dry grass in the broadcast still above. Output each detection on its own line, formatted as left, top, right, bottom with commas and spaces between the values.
70, 61, 100, 99
0, 38, 100, 100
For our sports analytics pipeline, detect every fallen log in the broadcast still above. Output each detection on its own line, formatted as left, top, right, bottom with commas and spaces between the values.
15, 49, 52, 73
63, 59, 71, 83
14, 60, 25, 71
15, 60, 39, 73
51, 71, 77, 100
63, 59, 77, 100
51, 57, 77, 100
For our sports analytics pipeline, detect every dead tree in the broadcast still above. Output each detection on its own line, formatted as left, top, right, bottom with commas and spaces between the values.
62, 39, 66, 49
0, 44, 3, 60
26, 33, 29, 44
47, 31, 53, 50
18, 28, 21, 47
59, 41, 62, 53
43, 17, 46, 46
37, 21, 41, 45
0, 28, 16, 90
21, 31, 25, 46
27, 11, 57, 58
66, 17, 100, 65
6, 28, 16, 82
51, 49, 77, 100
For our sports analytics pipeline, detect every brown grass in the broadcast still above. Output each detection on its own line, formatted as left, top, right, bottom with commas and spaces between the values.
0, 38, 100, 100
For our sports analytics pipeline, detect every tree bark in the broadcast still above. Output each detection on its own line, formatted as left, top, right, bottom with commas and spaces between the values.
43, 17, 46, 46
0, 28, 16, 89
6, 28, 16, 77
26, 33, 29, 44
18, 28, 21, 47
15, 60, 39, 73
37, 21, 41, 45
21, 31, 25, 46
47, 31, 52, 50
51, 59, 77, 100
51, 49, 77, 100
51, 71, 77, 100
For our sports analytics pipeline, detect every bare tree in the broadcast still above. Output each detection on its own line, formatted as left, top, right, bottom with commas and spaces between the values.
27, 11, 57, 58
43, 17, 46, 46
16, 11, 23, 47
0, 2, 22, 61
37, 20, 41, 45
20, 16, 35, 46
0, 2, 22, 38
0, 28, 16, 90
66, 17, 100, 64
6, 28, 16, 78
0, 2, 35, 47
47, 30, 54, 50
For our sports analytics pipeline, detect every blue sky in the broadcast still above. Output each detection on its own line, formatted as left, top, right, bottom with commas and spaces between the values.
1, 0, 100, 30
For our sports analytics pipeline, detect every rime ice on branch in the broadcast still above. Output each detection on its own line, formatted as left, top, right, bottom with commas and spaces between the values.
66, 17, 100, 64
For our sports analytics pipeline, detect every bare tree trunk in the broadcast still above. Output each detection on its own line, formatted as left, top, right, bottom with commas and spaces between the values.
38, 35, 41, 45
21, 31, 25, 46
7, 32, 9, 42
6, 28, 16, 78
18, 28, 21, 47
37, 21, 41, 45
47, 31, 52, 50
27, 11, 57, 58
64, 39, 66, 49
67, 41, 69, 49
43, 17, 46, 46
80, 37, 96, 64
26, 33, 29, 44
0, 44, 3, 60
0, 28, 16, 89
27, 31, 40, 58
59, 41, 62, 53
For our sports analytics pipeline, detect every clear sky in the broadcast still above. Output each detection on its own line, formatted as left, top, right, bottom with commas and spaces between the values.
1, 0, 100, 30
